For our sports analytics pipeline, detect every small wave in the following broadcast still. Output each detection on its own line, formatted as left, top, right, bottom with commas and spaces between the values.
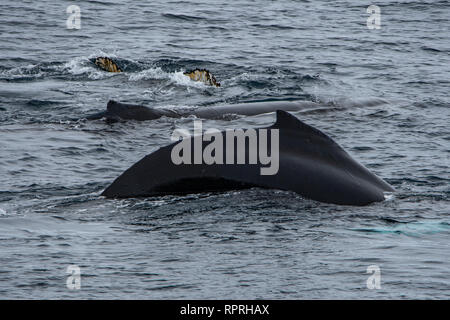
250, 23, 298, 30
421, 46, 442, 52
0, 51, 123, 81
0, 64, 47, 80
352, 221, 450, 236
170, 71, 211, 88
384, 192, 395, 202
62, 52, 122, 80
128, 67, 168, 81
228, 72, 274, 89
162, 13, 208, 22
25, 99, 61, 108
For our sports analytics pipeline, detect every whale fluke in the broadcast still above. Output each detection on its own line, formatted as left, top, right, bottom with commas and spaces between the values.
102, 110, 393, 205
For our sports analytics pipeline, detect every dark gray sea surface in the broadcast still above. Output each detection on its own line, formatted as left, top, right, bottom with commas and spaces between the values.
0, 0, 449, 299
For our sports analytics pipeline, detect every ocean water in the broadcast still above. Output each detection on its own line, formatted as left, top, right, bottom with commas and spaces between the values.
0, 0, 449, 299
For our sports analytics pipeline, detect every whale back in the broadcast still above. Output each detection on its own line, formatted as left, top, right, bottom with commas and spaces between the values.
105, 100, 165, 120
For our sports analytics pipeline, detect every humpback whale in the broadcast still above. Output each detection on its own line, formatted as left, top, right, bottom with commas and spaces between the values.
86, 98, 388, 122
102, 110, 393, 205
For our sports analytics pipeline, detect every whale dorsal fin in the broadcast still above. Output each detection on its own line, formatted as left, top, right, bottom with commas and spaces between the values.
272, 110, 333, 142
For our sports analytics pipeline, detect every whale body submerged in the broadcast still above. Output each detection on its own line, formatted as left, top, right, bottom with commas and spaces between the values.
87, 98, 388, 122
102, 110, 393, 205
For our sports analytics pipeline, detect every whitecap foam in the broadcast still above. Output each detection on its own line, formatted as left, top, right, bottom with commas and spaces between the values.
130, 68, 212, 89
383, 192, 395, 201
128, 67, 167, 81
0, 64, 45, 79
62, 50, 122, 80
170, 71, 210, 88
63, 57, 111, 80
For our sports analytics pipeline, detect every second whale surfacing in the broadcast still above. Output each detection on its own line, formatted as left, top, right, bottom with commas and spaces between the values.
86, 98, 388, 122
102, 110, 393, 205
